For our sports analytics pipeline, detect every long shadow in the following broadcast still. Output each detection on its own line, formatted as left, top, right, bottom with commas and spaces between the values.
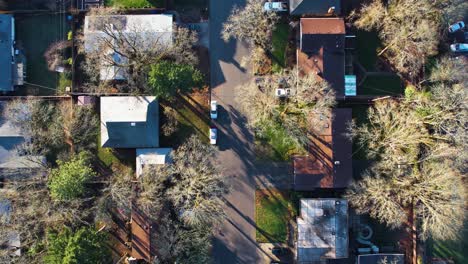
176, 94, 211, 124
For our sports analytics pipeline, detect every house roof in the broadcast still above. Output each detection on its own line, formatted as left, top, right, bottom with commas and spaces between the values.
0, 14, 14, 92
293, 108, 352, 190
290, 0, 341, 16
100, 96, 159, 148
84, 14, 173, 81
298, 18, 345, 96
297, 199, 348, 262
136, 148, 172, 177
358, 254, 405, 264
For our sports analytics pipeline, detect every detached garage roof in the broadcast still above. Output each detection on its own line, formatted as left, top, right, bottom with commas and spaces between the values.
290, 0, 341, 16
100, 96, 159, 148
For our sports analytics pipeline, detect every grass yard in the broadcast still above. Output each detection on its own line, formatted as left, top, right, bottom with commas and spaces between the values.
271, 22, 289, 73
355, 30, 381, 71
105, 0, 164, 8
160, 90, 210, 147
255, 121, 304, 161
15, 14, 70, 95
255, 190, 292, 243
360, 74, 403, 96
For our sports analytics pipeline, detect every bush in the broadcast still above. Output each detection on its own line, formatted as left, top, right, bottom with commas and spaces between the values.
148, 61, 204, 99
48, 152, 96, 201
44, 227, 111, 264
105, 0, 163, 8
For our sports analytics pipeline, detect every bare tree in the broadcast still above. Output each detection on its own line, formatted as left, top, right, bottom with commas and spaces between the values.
222, 0, 279, 49
350, 0, 441, 77
346, 161, 465, 241
237, 68, 336, 146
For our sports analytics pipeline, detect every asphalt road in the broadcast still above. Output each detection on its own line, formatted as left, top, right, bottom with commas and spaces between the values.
209, 0, 262, 263
209, 0, 290, 263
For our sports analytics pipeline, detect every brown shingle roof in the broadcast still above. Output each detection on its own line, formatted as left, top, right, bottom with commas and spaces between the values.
300, 18, 345, 35
293, 109, 352, 190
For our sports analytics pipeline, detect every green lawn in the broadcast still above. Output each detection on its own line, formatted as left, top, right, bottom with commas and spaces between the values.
271, 22, 289, 73
360, 74, 403, 96
355, 30, 381, 71
160, 95, 210, 147
255, 190, 291, 243
105, 0, 164, 8
255, 120, 304, 161
429, 221, 468, 264
15, 14, 70, 95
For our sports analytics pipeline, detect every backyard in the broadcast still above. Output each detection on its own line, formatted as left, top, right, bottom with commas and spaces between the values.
354, 29, 404, 96
15, 14, 70, 95
255, 189, 293, 243
429, 220, 468, 264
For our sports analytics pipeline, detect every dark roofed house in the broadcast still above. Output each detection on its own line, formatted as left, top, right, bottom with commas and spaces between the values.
297, 199, 348, 263
298, 18, 345, 96
0, 14, 14, 92
290, 0, 341, 16
100, 96, 159, 148
293, 108, 352, 190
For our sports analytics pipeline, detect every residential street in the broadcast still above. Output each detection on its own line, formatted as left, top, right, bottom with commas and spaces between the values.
209, 0, 290, 263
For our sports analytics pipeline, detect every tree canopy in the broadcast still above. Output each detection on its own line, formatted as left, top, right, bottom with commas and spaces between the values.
237, 68, 336, 146
222, 0, 279, 49
44, 227, 111, 264
48, 152, 96, 201
350, 0, 443, 77
346, 57, 467, 240
148, 61, 204, 100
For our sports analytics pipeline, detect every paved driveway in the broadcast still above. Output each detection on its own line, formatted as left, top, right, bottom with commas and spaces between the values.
209, 1, 290, 263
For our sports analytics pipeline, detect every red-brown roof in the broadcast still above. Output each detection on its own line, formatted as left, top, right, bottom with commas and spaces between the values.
293, 109, 352, 189
300, 18, 345, 35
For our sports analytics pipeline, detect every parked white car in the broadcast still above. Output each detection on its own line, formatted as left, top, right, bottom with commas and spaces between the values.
450, 43, 468, 52
210, 128, 217, 145
264, 2, 288, 12
448, 21, 465, 33
210, 100, 218, 119
276, 88, 291, 97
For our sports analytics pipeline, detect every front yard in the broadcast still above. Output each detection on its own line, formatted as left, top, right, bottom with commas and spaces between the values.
254, 121, 305, 161
255, 189, 294, 243
271, 21, 289, 73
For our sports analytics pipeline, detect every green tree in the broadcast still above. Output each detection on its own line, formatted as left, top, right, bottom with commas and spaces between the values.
148, 61, 204, 99
48, 152, 96, 201
44, 227, 111, 264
